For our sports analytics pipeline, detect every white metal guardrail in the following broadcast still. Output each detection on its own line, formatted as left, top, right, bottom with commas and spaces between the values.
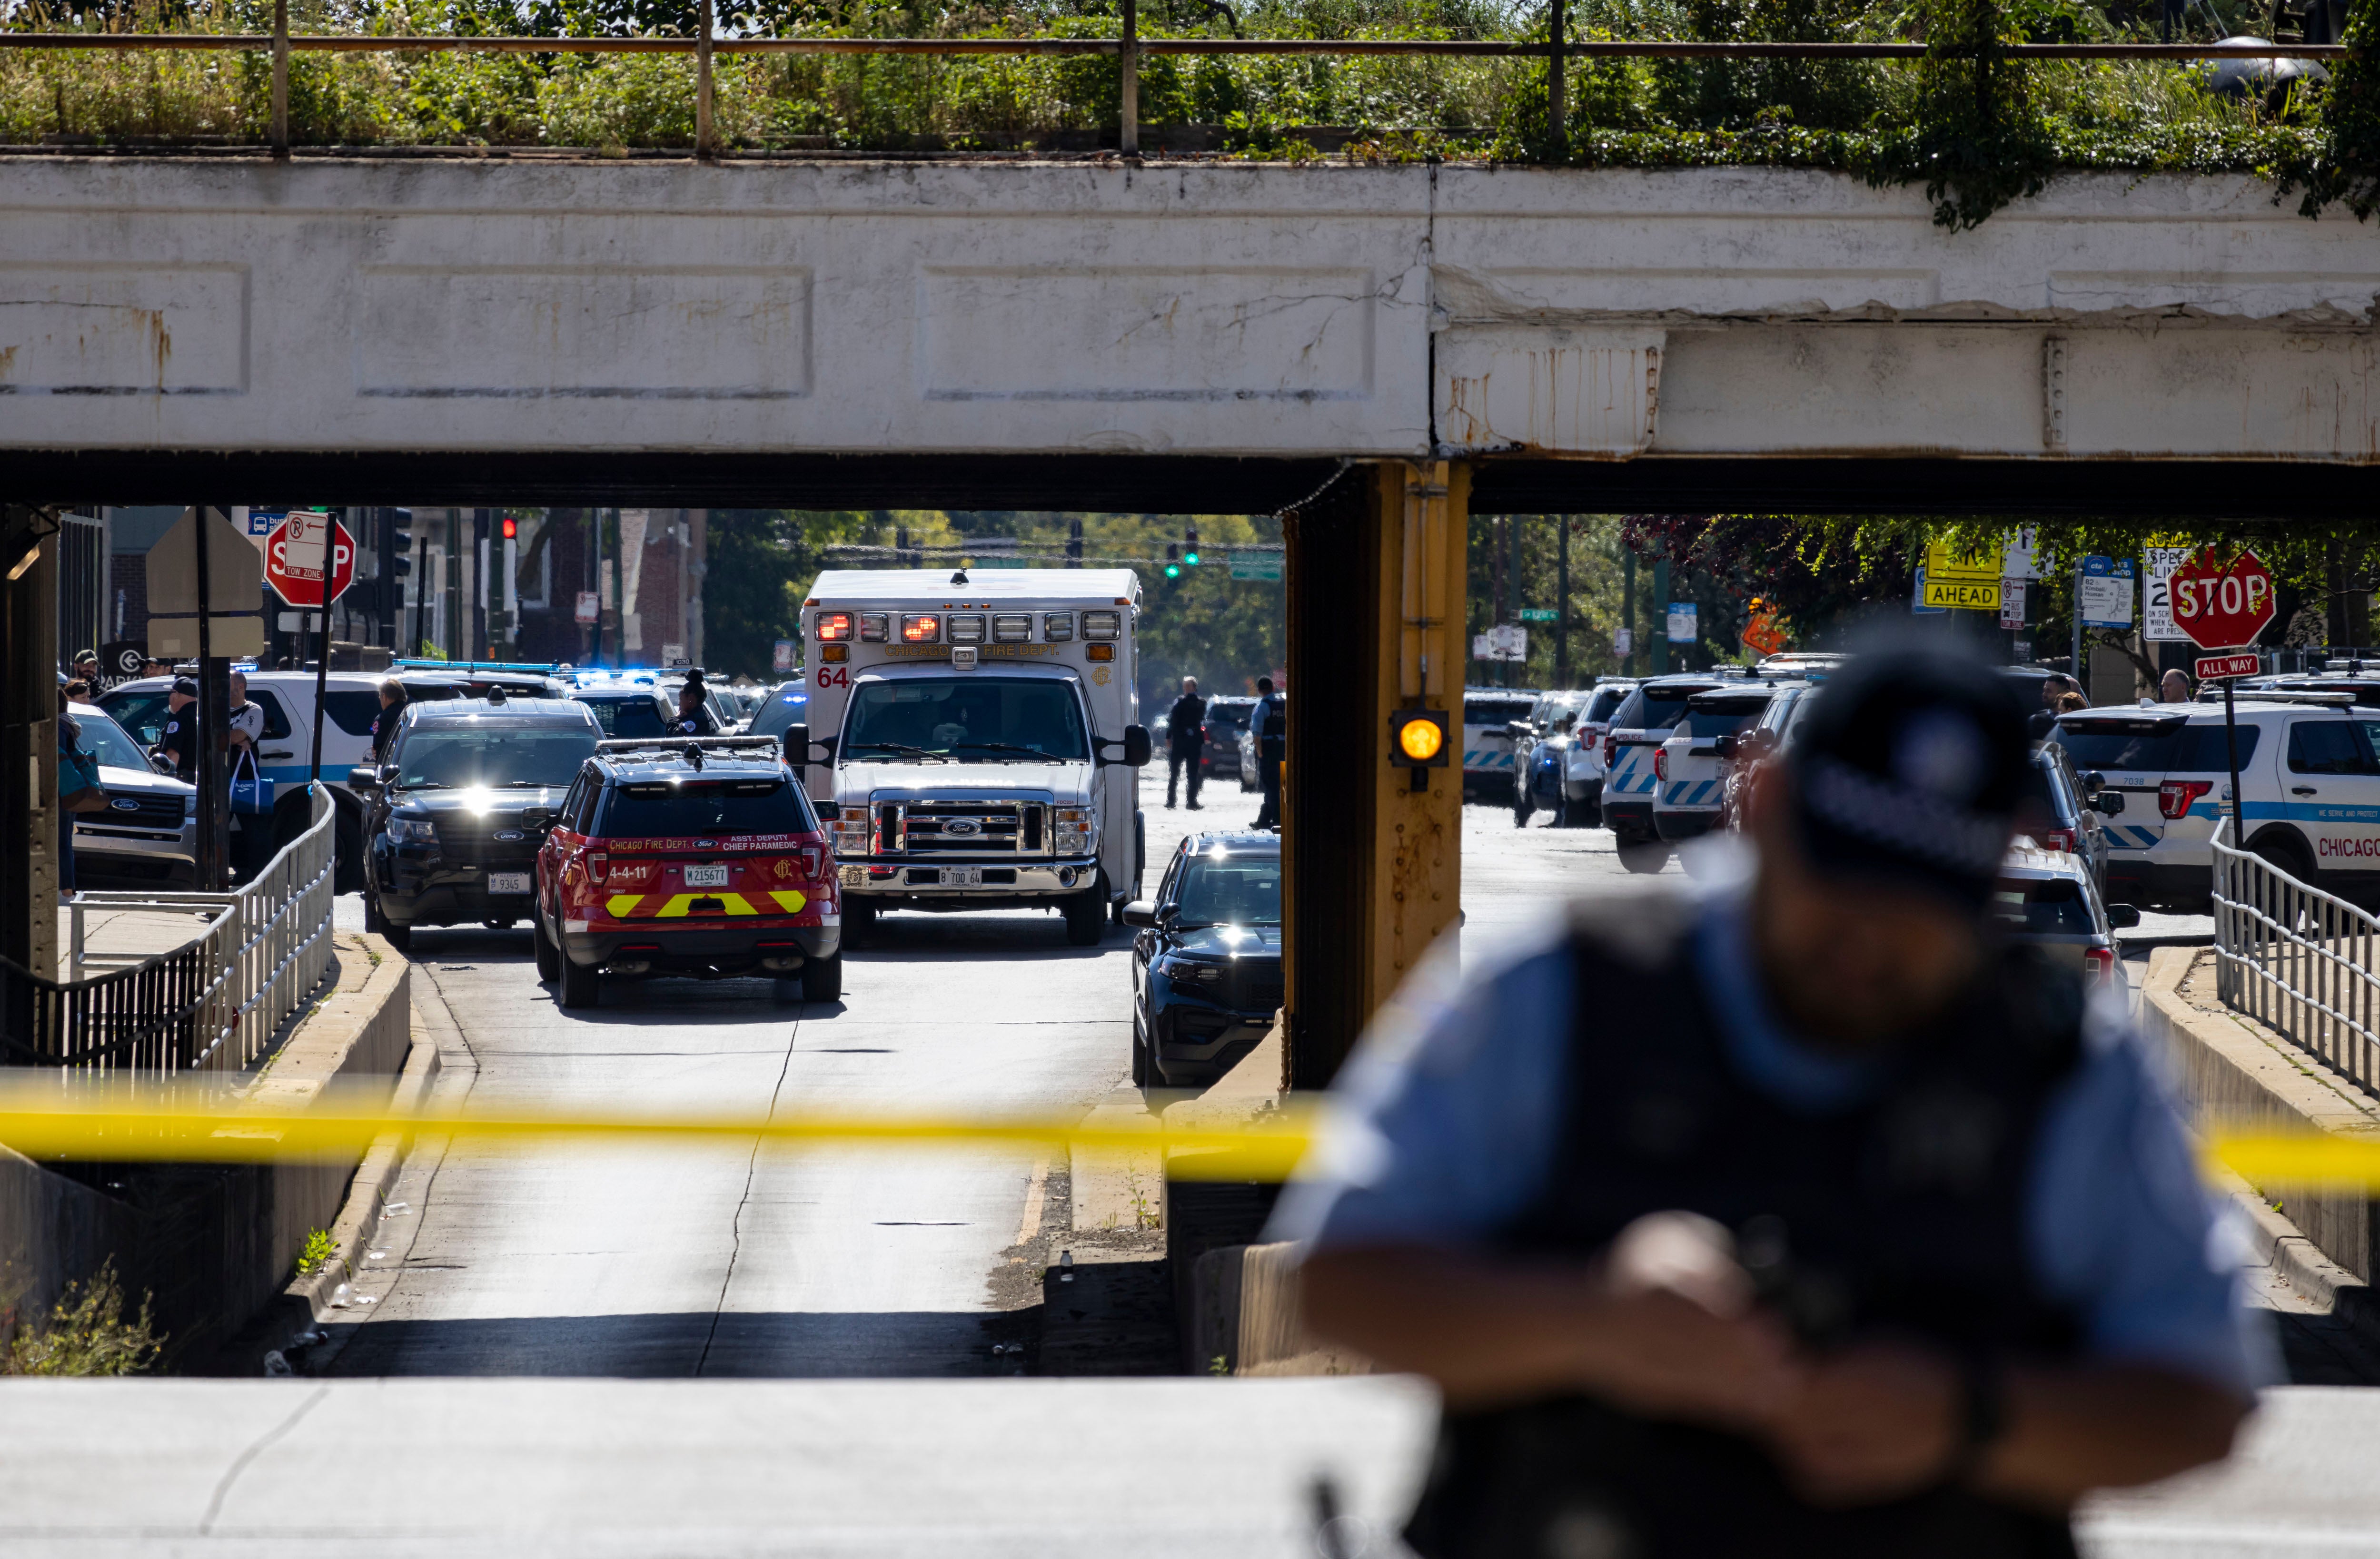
2212, 828, 2380, 1096
34, 785, 339, 1077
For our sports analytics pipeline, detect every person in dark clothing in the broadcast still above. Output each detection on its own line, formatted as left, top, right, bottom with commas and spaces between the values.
369, 679, 409, 764
673, 672, 721, 737
156, 677, 201, 782
2025, 675, 2076, 740
1251, 677, 1286, 830
1281, 644, 2261, 1559
1165, 677, 1207, 810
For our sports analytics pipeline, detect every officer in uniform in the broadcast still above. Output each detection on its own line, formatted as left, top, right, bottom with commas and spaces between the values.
1251, 676, 1286, 830
1279, 646, 2266, 1559
673, 671, 720, 737
156, 676, 202, 782
1166, 676, 1207, 811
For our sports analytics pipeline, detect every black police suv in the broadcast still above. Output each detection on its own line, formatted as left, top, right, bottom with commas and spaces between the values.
1121, 831, 1284, 1087
354, 693, 601, 954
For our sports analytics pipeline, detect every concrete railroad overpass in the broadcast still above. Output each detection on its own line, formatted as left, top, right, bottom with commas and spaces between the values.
3, 153, 2376, 1071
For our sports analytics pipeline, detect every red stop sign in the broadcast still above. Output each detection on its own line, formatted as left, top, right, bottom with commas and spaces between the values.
265, 512, 357, 610
2170, 547, 2277, 651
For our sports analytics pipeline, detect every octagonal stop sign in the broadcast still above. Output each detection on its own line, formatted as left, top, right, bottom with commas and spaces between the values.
264, 512, 357, 611
2169, 547, 2277, 651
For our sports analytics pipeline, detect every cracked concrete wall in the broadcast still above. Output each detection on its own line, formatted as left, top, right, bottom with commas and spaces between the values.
0, 159, 2371, 464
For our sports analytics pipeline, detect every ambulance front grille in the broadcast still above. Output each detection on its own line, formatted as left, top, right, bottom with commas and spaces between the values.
877, 800, 1044, 856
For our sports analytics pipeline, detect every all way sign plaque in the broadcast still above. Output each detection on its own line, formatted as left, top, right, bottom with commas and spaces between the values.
2194, 652, 2261, 682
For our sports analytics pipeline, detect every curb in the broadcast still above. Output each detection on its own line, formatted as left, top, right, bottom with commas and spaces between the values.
284, 1020, 442, 1322
2139, 945, 2380, 1284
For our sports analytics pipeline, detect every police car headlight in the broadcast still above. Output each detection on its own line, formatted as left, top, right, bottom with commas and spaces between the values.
832, 816, 872, 857
182, 792, 199, 818
387, 816, 436, 845
1157, 955, 1220, 983
1053, 806, 1094, 855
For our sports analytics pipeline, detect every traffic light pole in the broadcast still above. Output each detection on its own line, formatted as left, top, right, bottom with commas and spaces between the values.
308, 519, 332, 786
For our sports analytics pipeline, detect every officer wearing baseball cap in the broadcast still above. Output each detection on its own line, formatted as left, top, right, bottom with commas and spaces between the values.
157, 676, 203, 783
1277, 642, 2267, 1559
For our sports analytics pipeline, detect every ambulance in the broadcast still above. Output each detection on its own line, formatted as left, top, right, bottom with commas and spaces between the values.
791, 569, 1153, 946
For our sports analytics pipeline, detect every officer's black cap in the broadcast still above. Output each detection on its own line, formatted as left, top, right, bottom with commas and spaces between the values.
171, 677, 199, 697
1783, 647, 2029, 910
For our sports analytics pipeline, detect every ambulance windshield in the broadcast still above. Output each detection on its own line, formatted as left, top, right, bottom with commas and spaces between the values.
843, 678, 1091, 763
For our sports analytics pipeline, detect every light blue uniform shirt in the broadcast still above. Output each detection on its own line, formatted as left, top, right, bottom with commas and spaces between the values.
1270, 883, 2275, 1395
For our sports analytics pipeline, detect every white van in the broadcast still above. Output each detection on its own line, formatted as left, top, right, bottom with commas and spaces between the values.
2053, 694, 2380, 913
794, 569, 1151, 946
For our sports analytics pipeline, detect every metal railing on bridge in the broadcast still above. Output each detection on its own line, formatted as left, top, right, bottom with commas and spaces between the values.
0, 7, 2344, 160
0, 784, 338, 1081
2213, 827, 2380, 1098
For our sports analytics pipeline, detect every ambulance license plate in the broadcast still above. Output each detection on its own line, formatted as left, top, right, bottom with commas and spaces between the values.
683, 864, 730, 888
938, 867, 984, 888
487, 871, 532, 895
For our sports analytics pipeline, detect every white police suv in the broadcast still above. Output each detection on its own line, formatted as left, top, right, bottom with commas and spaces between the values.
2053, 693, 2380, 913
1598, 674, 1729, 845
1653, 685, 1776, 842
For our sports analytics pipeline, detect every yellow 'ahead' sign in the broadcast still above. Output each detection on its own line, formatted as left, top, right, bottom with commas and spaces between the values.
1923, 541, 2002, 612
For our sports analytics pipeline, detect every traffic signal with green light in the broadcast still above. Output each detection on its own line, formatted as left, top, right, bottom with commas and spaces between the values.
1163, 543, 1181, 579
1183, 525, 1201, 567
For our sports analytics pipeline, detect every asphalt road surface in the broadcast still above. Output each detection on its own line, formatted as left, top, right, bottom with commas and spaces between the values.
323, 775, 2287, 1382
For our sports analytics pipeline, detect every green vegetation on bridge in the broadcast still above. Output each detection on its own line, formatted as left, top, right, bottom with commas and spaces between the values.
5, 0, 2373, 225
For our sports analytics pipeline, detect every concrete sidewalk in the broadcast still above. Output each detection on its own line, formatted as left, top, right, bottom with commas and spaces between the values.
53, 900, 218, 980
0, 1377, 2369, 1555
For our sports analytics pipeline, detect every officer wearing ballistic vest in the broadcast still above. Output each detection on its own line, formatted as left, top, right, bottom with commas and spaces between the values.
1278, 644, 2267, 1559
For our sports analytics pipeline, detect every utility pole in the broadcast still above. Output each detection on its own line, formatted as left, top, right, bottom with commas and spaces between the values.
609, 509, 626, 669
1556, 517, 1570, 689
471, 508, 489, 661
444, 515, 463, 663
1652, 558, 1670, 676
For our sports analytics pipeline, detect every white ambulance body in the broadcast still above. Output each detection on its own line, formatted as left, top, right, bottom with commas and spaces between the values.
794, 569, 1150, 944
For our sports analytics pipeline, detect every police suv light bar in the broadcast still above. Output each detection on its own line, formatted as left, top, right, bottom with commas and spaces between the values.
595, 736, 787, 756
393, 659, 561, 675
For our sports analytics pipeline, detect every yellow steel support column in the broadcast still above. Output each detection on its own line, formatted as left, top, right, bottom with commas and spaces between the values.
1366, 459, 1467, 1019
1281, 461, 1468, 1090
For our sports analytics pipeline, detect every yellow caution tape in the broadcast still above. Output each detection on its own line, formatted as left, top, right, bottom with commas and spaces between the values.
0, 1085, 1320, 1183
0, 1082, 2367, 1192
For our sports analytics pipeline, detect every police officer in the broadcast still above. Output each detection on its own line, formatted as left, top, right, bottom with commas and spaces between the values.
673, 671, 720, 737
156, 677, 202, 782
369, 678, 409, 764
1166, 676, 1207, 811
1251, 676, 1285, 830
1279, 645, 2265, 1559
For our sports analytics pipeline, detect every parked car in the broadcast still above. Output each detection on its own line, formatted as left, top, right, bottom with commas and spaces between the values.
1653, 686, 1776, 842
1718, 681, 1822, 833
1599, 675, 1728, 844
2050, 693, 2380, 913
66, 701, 196, 891
741, 680, 813, 747
1462, 689, 1539, 805
354, 693, 603, 953
1121, 830, 1283, 1087
1512, 689, 1588, 826
1198, 697, 1255, 785
2016, 741, 2115, 895
1992, 843, 2138, 993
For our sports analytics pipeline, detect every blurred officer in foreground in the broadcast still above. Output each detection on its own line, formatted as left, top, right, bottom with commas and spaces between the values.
1278, 646, 2267, 1559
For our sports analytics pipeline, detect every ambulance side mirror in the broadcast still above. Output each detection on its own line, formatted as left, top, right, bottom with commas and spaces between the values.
1101, 725, 1153, 767
781, 724, 807, 767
